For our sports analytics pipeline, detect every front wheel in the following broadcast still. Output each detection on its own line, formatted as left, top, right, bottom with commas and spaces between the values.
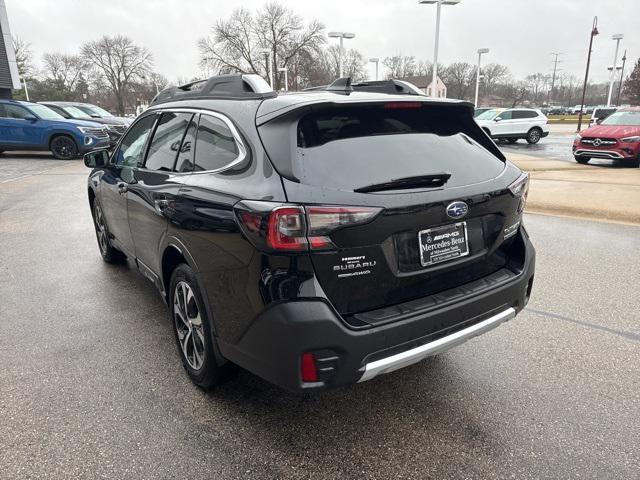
50, 135, 78, 160
574, 155, 590, 164
170, 264, 226, 390
526, 128, 543, 144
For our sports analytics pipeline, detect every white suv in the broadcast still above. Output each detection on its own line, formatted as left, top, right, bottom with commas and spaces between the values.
475, 108, 549, 144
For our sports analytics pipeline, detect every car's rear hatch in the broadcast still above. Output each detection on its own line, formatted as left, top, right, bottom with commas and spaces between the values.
257, 97, 525, 320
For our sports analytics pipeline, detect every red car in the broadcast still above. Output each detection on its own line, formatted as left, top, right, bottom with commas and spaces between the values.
573, 108, 640, 167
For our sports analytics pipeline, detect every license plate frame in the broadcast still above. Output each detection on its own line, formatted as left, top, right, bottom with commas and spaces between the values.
418, 222, 470, 267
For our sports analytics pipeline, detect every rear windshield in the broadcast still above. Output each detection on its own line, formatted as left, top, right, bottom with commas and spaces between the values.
272, 104, 505, 190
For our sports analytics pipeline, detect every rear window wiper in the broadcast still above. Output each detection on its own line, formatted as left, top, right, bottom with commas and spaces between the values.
354, 173, 451, 193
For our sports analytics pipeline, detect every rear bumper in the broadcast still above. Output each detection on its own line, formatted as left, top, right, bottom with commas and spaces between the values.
218, 228, 535, 393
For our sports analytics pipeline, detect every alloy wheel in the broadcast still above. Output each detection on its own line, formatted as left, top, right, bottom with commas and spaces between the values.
93, 204, 108, 255
52, 137, 76, 159
173, 281, 205, 370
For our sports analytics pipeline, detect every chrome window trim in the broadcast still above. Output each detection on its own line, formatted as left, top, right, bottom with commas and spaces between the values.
139, 107, 248, 175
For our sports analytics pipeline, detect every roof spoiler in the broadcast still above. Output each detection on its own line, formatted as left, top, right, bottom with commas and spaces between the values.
151, 74, 277, 105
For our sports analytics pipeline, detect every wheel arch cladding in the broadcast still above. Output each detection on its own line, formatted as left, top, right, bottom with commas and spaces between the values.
49, 132, 78, 149
162, 245, 188, 299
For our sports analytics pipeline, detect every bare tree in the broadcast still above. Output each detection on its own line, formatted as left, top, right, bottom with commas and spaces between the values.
12, 36, 34, 79
481, 63, 510, 96
81, 35, 153, 115
443, 62, 475, 100
42, 53, 87, 95
199, 3, 325, 90
383, 55, 417, 79
525, 72, 550, 105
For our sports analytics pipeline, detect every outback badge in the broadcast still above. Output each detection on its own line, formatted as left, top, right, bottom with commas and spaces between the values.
446, 201, 468, 219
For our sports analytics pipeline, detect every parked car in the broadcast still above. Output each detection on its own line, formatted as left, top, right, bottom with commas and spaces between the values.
83, 74, 535, 392
0, 100, 112, 159
474, 107, 493, 117
548, 106, 568, 115
573, 107, 640, 167
475, 108, 549, 144
571, 105, 586, 115
589, 106, 617, 126
71, 102, 133, 126
40, 101, 129, 142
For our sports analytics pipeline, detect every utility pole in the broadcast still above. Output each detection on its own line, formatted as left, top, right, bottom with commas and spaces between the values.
577, 17, 599, 133
547, 52, 563, 105
616, 50, 627, 106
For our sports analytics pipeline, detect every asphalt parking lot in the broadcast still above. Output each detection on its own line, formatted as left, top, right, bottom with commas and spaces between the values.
1, 156, 639, 479
500, 123, 627, 168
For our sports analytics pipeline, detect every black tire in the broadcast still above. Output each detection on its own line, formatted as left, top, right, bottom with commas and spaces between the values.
50, 135, 78, 160
525, 128, 543, 144
507, 138, 518, 144
574, 155, 590, 164
91, 199, 126, 263
626, 157, 640, 168
169, 264, 225, 390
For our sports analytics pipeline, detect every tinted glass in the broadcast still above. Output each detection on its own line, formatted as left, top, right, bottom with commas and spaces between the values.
512, 110, 537, 119
194, 115, 240, 172
4, 104, 32, 119
115, 114, 157, 167
595, 108, 616, 119
290, 104, 504, 190
175, 116, 198, 173
145, 112, 192, 172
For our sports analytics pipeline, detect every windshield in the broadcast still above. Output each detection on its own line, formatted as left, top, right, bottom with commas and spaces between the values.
475, 109, 502, 120
77, 104, 114, 117
28, 104, 65, 120
63, 106, 93, 119
601, 111, 640, 126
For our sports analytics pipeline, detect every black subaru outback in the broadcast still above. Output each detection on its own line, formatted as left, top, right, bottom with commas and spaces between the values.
84, 74, 535, 393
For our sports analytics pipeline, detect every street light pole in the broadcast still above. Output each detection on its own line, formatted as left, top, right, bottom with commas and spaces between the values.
260, 49, 274, 88
616, 50, 627, 106
607, 34, 624, 106
419, 0, 461, 97
22, 78, 29, 101
577, 17, 599, 133
278, 67, 288, 91
474, 48, 489, 106
369, 58, 379, 81
328, 32, 355, 78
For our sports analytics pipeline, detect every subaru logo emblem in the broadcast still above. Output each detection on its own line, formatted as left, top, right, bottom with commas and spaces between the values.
593, 138, 602, 147
446, 201, 468, 219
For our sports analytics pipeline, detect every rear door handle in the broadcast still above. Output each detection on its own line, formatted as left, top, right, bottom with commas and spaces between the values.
117, 182, 128, 195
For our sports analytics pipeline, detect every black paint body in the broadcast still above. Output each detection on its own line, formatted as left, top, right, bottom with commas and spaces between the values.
87, 91, 536, 392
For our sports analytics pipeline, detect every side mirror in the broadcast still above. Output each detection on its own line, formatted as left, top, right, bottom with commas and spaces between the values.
596, 118, 603, 125
84, 149, 110, 168
494, 117, 502, 122
24, 114, 38, 122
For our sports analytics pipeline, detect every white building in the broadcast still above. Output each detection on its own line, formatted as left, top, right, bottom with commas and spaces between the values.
397, 75, 447, 98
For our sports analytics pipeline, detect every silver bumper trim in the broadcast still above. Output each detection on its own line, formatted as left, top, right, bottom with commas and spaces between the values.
358, 307, 516, 382
575, 149, 624, 159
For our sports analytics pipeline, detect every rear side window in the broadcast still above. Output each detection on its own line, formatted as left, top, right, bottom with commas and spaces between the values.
194, 115, 240, 172
115, 114, 157, 167
512, 110, 538, 119
145, 112, 193, 172
270, 103, 505, 190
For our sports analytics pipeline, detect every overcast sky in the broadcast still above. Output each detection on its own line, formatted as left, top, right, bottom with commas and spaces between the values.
7, 0, 638, 85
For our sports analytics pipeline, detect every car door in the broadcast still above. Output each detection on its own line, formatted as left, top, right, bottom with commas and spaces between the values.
510, 110, 532, 135
126, 111, 195, 276
0, 104, 45, 148
492, 109, 513, 136
100, 113, 158, 256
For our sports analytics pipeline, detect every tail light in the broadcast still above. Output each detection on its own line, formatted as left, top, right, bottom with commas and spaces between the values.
236, 202, 382, 253
508, 172, 529, 214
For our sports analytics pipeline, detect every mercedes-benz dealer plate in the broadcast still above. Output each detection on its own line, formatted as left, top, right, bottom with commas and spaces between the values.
418, 222, 470, 267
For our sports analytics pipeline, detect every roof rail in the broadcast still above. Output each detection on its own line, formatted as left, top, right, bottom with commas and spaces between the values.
303, 78, 425, 96
150, 74, 276, 105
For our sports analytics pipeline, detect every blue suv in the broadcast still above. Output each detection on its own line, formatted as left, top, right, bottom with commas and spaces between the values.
0, 100, 113, 159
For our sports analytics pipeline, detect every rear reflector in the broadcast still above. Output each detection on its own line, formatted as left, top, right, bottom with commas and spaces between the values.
301, 352, 318, 382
